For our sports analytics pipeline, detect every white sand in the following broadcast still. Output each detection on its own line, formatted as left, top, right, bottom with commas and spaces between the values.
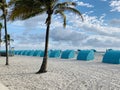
0, 82, 9, 90
0, 53, 120, 90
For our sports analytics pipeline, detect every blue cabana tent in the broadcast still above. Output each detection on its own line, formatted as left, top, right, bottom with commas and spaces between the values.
32, 50, 40, 56
49, 50, 61, 58
61, 50, 75, 59
102, 50, 120, 64
77, 50, 94, 61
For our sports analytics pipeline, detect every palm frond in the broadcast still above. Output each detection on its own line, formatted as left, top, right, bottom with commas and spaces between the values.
0, 22, 2, 29
21, 8, 47, 20
59, 7, 84, 21
0, 1, 8, 11
8, 0, 46, 21
55, 10, 66, 28
54, 2, 83, 21
0, 14, 4, 20
54, 2, 76, 10
8, 0, 17, 6
9, 7, 46, 21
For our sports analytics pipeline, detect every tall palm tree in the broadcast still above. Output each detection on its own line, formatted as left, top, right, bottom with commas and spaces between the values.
4, 34, 14, 56
0, 0, 9, 65
0, 22, 3, 49
8, 0, 83, 73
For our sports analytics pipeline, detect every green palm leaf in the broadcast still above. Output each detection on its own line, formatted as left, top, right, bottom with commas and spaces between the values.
59, 7, 84, 21
55, 10, 66, 27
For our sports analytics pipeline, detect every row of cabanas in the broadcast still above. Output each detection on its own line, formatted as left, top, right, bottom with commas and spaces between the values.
14, 50, 61, 58
13, 49, 120, 64
14, 49, 95, 60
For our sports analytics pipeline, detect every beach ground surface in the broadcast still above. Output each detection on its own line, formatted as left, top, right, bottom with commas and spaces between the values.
0, 53, 120, 90
0, 82, 9, 90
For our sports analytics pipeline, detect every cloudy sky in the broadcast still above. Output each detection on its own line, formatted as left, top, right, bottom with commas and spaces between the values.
1, 0, 120, 51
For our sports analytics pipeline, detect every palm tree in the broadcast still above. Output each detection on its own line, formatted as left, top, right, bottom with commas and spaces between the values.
0, 22, 3, 49
0, 0, 9, 65
8, 0, 83, 73
4, 34, 14, 56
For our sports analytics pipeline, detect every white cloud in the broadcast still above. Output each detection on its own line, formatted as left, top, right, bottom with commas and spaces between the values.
72, 0, 94, 8
101, 0, 107, 2
12, 32, 46, 50
110, 0, 120, 12
50, 13, 120, 50
109, 19, 120, 27
83, 35, 120, 48
50, 28, 87, 46
14, 43, 45, 50
8, 8, 120, 51
77, 2, 94, 8
9, 21, 24, 27
8, 14, 47, 31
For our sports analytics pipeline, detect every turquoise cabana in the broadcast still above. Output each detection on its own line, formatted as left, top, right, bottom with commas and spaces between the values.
23, 50, 30, 55
61, 50, 75, 59
14, 50, 19, 55
25, 50, 34, 56
102, 50, 120, 64
40, 50, 45, 57
77, 50, 94, 61
37, 50, 44, 57
38, 50, 51, 57
18, 50, 24, 55
32, 50, 40, 56
49, 50, 61, 58
21, 50, 27, 55
17, 50, 24, 55
27, 50, 35, 56
32, 50, 43, 56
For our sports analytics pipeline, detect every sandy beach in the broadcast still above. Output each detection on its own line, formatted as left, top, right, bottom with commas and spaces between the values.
0, 53, 120, 90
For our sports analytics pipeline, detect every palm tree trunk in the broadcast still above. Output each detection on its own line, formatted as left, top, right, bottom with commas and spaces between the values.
0, 30, 1, 50
4, 11, 9, 65
0, 30, 1, 56
36, 13, 52, 74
